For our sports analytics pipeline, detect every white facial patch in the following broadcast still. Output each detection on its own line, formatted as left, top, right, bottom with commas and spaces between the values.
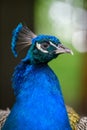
36, 42, 49, 53
49, 41, 58, 49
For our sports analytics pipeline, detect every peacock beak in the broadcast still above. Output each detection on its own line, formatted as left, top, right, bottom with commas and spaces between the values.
55, 44, 73, 55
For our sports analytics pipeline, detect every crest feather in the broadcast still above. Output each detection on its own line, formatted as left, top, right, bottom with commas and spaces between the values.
11, 23, 36, 57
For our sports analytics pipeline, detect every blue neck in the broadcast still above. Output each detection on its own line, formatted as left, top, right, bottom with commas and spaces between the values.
3, 62, 71, 130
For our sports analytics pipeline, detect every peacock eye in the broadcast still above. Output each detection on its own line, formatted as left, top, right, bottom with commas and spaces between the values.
41, 42, 50, 50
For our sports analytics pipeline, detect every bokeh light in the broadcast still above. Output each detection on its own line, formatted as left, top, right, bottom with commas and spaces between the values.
49, 1, 87, 52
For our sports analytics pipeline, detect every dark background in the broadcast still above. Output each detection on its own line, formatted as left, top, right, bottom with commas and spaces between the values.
0, 0, 35, 109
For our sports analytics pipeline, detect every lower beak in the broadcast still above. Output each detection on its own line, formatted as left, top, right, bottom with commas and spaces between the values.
55, 44, 73, 55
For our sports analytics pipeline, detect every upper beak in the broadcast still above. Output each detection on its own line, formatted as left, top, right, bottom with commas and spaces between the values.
55, 44, 73, 55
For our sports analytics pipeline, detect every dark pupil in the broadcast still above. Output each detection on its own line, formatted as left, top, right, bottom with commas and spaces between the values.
41, 42, 50, 49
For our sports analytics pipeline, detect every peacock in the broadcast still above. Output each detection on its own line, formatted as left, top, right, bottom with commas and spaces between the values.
1, 23, 86, 130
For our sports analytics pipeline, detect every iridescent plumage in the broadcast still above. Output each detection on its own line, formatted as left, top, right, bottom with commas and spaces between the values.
1, 106, 87, 130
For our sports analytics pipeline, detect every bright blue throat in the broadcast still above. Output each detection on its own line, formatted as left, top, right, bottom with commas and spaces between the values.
2, 62, 71, 130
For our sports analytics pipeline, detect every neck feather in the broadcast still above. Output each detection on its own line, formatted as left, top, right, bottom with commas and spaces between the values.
11, 61, 71, 129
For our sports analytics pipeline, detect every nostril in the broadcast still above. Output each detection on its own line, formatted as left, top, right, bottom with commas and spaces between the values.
58, 44, 65, 49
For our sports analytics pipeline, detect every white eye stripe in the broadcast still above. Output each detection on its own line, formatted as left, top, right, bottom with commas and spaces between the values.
36, 42, 49, 53
49, 41, 58, 49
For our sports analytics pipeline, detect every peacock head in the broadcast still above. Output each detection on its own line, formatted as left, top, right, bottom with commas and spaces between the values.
11, 23, 73, 64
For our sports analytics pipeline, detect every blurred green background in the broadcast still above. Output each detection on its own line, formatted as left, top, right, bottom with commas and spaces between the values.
0, 0, 87, 115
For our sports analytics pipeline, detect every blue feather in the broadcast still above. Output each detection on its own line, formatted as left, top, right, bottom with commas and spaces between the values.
32, 35, 60, 45
11, 23, 23, 57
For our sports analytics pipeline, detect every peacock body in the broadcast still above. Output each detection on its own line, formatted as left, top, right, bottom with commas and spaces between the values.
2, 23, 73, 130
